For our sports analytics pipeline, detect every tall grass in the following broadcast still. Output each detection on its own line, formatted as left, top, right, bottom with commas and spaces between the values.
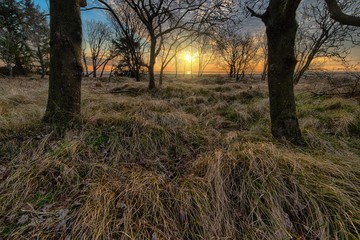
0, 76, 359, 239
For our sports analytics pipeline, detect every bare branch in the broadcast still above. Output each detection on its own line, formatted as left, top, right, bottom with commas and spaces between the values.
324, 0, 360, 27
246, 6, 264, 19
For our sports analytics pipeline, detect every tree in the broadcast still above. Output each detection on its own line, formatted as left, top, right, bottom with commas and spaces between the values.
0, 0, 31, 76
257, 32, 268, 81
196, 33, 215, 77
109, 3, 148, 81
216, 23, 259, 81
23, 0, 50, 78
43, 0, 86, 123
158, 29, 194, 85
246, 0, 360, 145
85, 20, 110, 78
99, 0, 234, 90
294, 0, 356, 84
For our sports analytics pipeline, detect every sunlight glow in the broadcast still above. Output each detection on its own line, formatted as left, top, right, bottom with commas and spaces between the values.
184, 53, 194, 62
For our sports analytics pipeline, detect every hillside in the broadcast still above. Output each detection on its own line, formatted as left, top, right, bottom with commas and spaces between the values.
0, 76, 359, 239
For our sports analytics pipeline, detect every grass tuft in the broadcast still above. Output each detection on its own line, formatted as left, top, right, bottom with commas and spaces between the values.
0, 76, 359, 239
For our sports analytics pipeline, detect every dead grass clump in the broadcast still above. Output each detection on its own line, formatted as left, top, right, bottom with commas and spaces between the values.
72, 170, 224, 240
298, 96, 360, 136
192, 142, 360, 239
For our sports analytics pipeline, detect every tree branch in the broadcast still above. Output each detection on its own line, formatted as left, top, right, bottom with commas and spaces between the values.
246, 6, 264, 19
81, 7, 108, 12
324, 0, 360, 27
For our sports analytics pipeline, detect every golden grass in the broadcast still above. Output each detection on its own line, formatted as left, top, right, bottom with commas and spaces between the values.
0, 76, 359, 239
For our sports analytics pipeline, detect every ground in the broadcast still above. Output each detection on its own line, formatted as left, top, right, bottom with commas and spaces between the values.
0, 75, 359, 239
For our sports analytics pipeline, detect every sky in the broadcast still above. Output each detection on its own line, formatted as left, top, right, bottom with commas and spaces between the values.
33, 0, 108, 23
32, 0, 360, 72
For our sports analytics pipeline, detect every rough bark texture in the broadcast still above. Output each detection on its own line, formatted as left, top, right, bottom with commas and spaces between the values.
43, 0, 84, 123
263, 1, 306, 145
148, 37, 156, 90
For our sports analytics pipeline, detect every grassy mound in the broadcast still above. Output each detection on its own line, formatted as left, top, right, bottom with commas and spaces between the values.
0, 76, 359, 239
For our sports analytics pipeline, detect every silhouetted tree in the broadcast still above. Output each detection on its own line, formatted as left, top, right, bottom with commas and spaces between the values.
294, 0, 357, 84
85, 20, 110, 78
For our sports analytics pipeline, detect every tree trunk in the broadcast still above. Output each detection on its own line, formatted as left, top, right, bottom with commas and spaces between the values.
92, 58, 97, 77
261, 59, 268, 81
43, 0, 84, 123
229, 64, 233, 78
264, 4, 306, 145
82, 50, 89, 76
134, 63, 140, 82
293, 37, 324, 85
159, 67, 164, 86
148, 37, 156, 90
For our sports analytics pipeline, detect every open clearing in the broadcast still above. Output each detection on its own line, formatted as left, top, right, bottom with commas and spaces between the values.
0, 76, 359, 239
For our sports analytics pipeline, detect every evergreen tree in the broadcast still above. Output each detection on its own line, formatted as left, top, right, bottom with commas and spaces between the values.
0, 0, 30, 76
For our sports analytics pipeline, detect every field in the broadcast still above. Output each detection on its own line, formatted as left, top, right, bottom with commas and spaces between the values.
0, 75, 359, 239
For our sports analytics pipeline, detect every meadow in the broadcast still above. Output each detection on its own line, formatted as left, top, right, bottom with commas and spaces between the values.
0, 75, 359, 239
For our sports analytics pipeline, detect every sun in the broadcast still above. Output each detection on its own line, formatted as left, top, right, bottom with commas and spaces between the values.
184, 53, 193, 62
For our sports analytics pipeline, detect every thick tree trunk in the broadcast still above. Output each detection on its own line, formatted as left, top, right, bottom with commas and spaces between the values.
264, 5, 306, 145
44, 0, 83, 123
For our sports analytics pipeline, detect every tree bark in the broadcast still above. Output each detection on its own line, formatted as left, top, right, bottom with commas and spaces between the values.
263, 2, 306, 145
148, 37, 156, 90
43, 0, 84, 123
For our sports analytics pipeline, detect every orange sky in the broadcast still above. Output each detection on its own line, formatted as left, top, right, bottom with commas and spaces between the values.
85, 51, 360, 75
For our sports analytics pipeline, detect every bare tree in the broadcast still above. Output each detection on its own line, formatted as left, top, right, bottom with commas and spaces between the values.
196, 33, 216, 77
44, 0, 86, 123
109, 2, 148, 81
99, 0, 234, 90
257, 32, 268, 81
215, 23, 242, 78
294, 0, 357, 84
85, 20, 110, 78
216, 23, 259, 81
234, 33, 259, 81
158, 29, 195, 85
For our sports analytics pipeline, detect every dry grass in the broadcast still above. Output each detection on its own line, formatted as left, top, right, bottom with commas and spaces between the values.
0, 76, 359, 239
